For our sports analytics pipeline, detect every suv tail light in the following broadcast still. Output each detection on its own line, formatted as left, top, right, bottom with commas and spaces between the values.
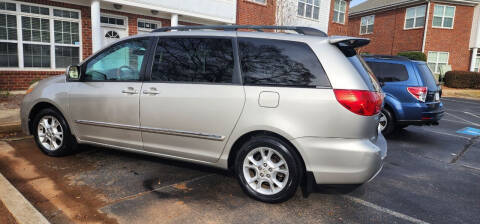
407, 87, 427, 102
334, 89, 383, 116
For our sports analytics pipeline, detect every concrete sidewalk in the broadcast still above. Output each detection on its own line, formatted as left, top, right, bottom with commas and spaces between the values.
0, 91, 23, 135
0, 141, 49, 224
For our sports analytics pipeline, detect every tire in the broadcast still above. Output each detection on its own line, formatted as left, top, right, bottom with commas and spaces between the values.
234, 135, 303, 203
379, 109, 395, 137
32, 108, 78, 157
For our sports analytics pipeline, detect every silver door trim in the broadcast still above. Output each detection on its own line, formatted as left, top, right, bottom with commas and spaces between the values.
75, 120, 225, 141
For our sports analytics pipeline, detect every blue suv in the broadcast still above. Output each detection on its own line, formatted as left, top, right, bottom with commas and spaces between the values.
363, 55, 444, 136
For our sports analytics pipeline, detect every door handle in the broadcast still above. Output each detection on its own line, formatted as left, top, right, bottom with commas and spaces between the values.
121, 87, 139, 94
143, 88, 160, 95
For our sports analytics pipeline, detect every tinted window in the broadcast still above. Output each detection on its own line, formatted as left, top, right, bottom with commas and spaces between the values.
151, 38, 234, 83
417, 63, 438, 90
366, 62, 409, 82
84, 38, 150, 81
347, 56, 381, 92
238, 38, 330, 87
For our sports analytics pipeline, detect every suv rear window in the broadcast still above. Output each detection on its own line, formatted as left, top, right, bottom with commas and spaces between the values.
366, 62, 409, 82
238, 38, 330, 87
417, 63, 439, 90
347, 55, 381, 92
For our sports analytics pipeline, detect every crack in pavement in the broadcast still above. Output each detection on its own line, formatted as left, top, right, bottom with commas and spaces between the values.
450, 136, 480, 164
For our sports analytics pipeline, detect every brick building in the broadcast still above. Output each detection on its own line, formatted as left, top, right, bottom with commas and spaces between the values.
0, 0, 349, 90
348, 0, 480, 74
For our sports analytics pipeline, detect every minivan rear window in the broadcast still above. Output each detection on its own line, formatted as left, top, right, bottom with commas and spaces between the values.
417, 63, 439, 90
238, 38, 330, 88
366, 62, 409, 82
347, 55, 381, 92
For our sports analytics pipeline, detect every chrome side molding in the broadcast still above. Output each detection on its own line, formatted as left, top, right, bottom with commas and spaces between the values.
75, 120, 225, 141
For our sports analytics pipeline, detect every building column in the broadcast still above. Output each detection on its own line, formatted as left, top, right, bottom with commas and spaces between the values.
171, 14, 178, 27
91, 0, 102, 53
471, 48, 478, 72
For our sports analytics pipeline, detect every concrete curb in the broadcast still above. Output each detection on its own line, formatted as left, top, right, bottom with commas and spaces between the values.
0, 122, 21, 134
0, 172, 50, 224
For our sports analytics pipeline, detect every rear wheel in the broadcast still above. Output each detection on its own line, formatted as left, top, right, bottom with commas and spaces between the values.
235, 135, 302, 203
33, 108, 77, 156
379, 109, 395, 136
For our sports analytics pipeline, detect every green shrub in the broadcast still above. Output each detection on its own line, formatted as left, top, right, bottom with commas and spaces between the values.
397, 51, 427, 61
444, 71, 480, 89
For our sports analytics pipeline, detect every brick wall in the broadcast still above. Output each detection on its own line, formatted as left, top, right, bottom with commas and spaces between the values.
424, 2, 474, 71
348, 5, 425, 55
236, 0, 276, 25
328, 0, 350, 35
0, 71, 63, 90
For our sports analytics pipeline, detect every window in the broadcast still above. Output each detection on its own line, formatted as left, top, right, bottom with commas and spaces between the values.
366, 62, 409, 82
417, 63, 438, 89
238, 38, 330, 87
405, 5, 426, 29
348, 56, 381, 91
100, 16, 124, 26
0, 3, 81, 69
427, 51, 449, 73
333, 0, 346, 24
151, 38, 234, 83
250, 0, 266, 4
360, 15, 374, 34
84, 38, 150, 81
474, 56, 480, 72
433, 5, 455, 29
297, 0, 320, 20
137, 19, 160, 32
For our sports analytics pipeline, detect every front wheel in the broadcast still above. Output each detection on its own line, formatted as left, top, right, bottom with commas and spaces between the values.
235, 135, 302, 203
33, 108, 78, 156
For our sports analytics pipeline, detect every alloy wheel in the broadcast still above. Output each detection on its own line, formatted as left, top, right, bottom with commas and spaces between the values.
37, 115, 63, 151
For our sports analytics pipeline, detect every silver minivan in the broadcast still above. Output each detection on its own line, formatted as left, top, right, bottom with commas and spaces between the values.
21, 26, 387, 203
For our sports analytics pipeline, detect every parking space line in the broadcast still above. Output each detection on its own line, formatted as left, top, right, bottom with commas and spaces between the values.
442, 118, 480, 127
421, 128, 471, 140
442, 98, 480, 106
465, 112, 480, 119
344, 195, 430, 224
445, 112, 480, 127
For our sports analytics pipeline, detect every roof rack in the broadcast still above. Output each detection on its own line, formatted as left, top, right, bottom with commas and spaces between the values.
152, 25, 328, 37
362, 54, 409, 60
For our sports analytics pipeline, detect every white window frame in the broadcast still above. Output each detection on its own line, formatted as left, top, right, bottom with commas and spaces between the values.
360, 15, 374, 35
427, 51, 449, 74
297, 0, 321, 21
249, 0, 267, 5
474, 55, 480, 72
100, 14, 127, 29
432, 5, 455, 29
333, 0, 346, 24
404, 5, 426, 30
0, 0, 82, 70
137, 19, 161, 32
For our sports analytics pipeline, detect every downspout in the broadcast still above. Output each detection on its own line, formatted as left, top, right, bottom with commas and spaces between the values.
421, 0, 431, 53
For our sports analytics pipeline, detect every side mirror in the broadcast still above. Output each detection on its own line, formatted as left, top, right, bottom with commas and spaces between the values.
66, 65, 81, 81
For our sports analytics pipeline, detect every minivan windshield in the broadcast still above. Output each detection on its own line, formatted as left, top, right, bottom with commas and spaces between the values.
416, 63, 439, 90
347, 55, 382, 92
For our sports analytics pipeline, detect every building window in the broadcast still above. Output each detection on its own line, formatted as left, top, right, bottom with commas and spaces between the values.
333, 0, 346, 24
250, 0, 267, 4
0, 2, 81, 69
360, 15, 374, 34
432, 5, 455, 29
297, 0, 320, 20
405, 5, 426, 29
474, 56, 480, 72
100, 16, 124, 26
427, 51, 449, 73
137, 19, 160, 32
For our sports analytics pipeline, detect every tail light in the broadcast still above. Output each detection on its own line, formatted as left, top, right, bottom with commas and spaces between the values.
334, 89, 383, 116
407, 87, 427, 102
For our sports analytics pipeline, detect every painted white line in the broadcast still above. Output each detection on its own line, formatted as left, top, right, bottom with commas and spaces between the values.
445, 112, 480, 127
421, 128, 471, 140
445, 109, 480, 116
0, 173, 50, 224
344, 195, 430, 224
465, 111, 480, 119
442, 118, 480, 127
442, 98, 480, 106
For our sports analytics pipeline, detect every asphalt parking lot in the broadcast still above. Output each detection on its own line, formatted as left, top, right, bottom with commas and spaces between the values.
0, 97, 479, 224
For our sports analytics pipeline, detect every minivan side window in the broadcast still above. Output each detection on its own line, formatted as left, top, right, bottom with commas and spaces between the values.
84, 38, 150, 81
366, 62, 409, 82
238, 38, 330, 87
151, 37, 234, 83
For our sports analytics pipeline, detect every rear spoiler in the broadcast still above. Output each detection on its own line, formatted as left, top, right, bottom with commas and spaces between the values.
329, 36, 370, 57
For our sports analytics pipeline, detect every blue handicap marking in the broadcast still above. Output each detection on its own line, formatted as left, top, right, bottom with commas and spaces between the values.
456, 127, 480, 136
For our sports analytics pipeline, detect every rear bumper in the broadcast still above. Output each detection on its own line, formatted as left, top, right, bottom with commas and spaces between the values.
292, 132, 387, 184
397, 106, 444, 125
